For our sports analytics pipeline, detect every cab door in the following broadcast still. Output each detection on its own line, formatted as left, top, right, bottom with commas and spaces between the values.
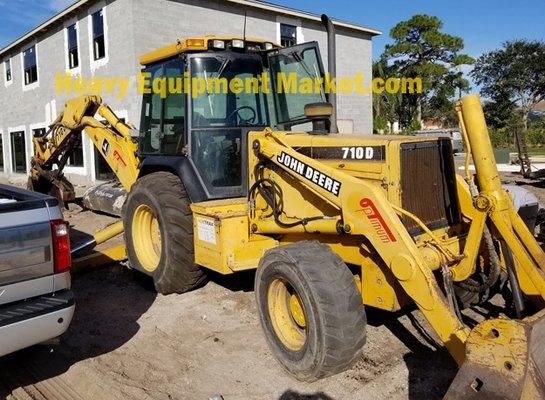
186, 52, 269, 200
266, 42, 328, 130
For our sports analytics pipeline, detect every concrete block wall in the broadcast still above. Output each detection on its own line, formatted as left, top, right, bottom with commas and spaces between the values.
302, 19, 373, 134
0, 0, 138, 182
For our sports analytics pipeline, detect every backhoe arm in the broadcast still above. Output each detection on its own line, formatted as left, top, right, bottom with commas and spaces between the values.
30, 95, 140, 201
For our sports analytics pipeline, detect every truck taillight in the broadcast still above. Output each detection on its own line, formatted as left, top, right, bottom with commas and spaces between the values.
51, 219, 71, 274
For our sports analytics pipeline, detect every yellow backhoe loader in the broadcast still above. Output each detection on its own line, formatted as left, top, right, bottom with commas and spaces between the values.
28, 15, 545, 398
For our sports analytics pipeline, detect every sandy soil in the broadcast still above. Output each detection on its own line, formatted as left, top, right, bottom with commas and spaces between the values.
0, 169, 542, 400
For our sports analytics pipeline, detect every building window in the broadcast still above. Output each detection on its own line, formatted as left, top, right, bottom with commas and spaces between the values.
23, 46, 38, 85
67, 133, 84, 167
92, 9, 106, 60
5, 59, 11, 82
67, 24, 79, 69
280, 24, 297, 47
10, 131, 26, 173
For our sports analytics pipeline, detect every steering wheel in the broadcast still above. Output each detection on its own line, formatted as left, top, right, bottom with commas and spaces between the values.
228, 106, 257, 125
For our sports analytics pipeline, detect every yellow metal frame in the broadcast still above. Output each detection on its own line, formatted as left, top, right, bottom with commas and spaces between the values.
191, 198, 278, 274
139, 35, 279, 66
28, 48, 545, 393
247, 128, 470, 362
229, 95, 545, 396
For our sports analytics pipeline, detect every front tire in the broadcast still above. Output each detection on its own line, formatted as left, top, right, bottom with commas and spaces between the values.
255, 241, 366, 381
124, 172, 206, 294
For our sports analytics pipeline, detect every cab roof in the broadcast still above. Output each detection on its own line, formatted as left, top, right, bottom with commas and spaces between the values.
139, 36, 279, 66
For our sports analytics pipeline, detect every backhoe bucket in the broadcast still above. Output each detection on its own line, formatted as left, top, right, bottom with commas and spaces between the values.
27, 175, 75, 204
445, 311, 545, 399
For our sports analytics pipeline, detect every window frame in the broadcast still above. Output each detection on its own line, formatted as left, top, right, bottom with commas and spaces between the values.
139, 57, 187, 156
8, 128, 27, 174
276, 16, 304, 47
186, 52, 255, 199
88, 3, 108, 70
21, 44, 39, 90
4, 59, 12, 87
64, 20, 81, 73
266, 41, 327, 129
280, 23, 297, 47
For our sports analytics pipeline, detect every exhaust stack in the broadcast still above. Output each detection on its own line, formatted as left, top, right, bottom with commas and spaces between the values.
321, 14, 338, 134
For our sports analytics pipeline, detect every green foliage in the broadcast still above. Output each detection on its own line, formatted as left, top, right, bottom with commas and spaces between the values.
525, 117, 545, 147
373, 114, 388, 134
397, 117, 423, 135
408, 116, 422, 132
482, 90, 517, 129
533, 116, 545, 130
373, 59, 403, 131
489, 128, 511, 147
489, 117, 545, 147
379, 14, 473, 127
525, 127, 545, 147
472, 40, 545, 130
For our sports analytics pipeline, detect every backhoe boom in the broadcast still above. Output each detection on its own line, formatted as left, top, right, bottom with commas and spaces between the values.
29, 95, 140, 202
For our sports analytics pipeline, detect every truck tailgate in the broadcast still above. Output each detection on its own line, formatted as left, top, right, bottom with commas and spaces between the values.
0, 185, 57, 289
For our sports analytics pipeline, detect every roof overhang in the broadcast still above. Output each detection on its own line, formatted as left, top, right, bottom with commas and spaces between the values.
226, 0, 381, 36
0, 0, 381, 58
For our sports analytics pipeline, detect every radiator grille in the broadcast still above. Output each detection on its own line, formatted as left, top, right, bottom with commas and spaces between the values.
399, 139, 459, 234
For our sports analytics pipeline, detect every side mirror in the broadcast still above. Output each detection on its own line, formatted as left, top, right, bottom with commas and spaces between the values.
304, 102, 333, 134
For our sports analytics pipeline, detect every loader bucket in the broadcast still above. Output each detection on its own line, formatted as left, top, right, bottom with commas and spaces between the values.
445, 310, 545, 399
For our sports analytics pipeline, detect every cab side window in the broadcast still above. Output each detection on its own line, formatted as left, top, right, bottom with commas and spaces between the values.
139, 58, 185, 155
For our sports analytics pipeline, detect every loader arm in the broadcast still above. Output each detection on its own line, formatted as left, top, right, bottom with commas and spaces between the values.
30, 95, 140, 202
251, 128, 470, 363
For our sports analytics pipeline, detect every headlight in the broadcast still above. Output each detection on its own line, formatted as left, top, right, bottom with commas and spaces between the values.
231, 39, 244, 49
264, 42, 274, 50
212, 40, 225, 49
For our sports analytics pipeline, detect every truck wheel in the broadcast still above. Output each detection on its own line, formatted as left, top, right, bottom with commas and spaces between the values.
124, 171, 206, 294
255, 241, 366, 381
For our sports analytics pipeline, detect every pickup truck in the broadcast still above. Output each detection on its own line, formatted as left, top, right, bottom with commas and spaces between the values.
0, 184, 74, 357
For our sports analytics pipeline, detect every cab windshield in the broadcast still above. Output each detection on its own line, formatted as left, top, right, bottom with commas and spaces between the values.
190, 53, 270, 127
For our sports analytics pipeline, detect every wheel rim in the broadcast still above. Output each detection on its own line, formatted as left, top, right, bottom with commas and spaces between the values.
131, 204, 162, 272
267, 278, 307, 351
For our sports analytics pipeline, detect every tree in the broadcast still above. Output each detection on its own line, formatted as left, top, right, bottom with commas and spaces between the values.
426, 69, 471, 126
472, 40, 545, 131
384, 14, 474, 122
482, 89, 517, 130
373, 59, 402, 133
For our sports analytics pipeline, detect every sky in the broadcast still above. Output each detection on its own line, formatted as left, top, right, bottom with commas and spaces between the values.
0, 0, 74, 47
1, 0, 544, 63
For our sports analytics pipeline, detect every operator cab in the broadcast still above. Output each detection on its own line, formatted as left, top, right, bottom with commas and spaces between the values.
138, 37, 328, 201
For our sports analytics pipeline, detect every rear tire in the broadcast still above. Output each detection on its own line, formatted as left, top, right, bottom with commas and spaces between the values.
255, 241, 366, 381
124, 171, 207, 294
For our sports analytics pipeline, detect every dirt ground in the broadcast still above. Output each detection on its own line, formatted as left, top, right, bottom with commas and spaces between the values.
1, 168, 544, 400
